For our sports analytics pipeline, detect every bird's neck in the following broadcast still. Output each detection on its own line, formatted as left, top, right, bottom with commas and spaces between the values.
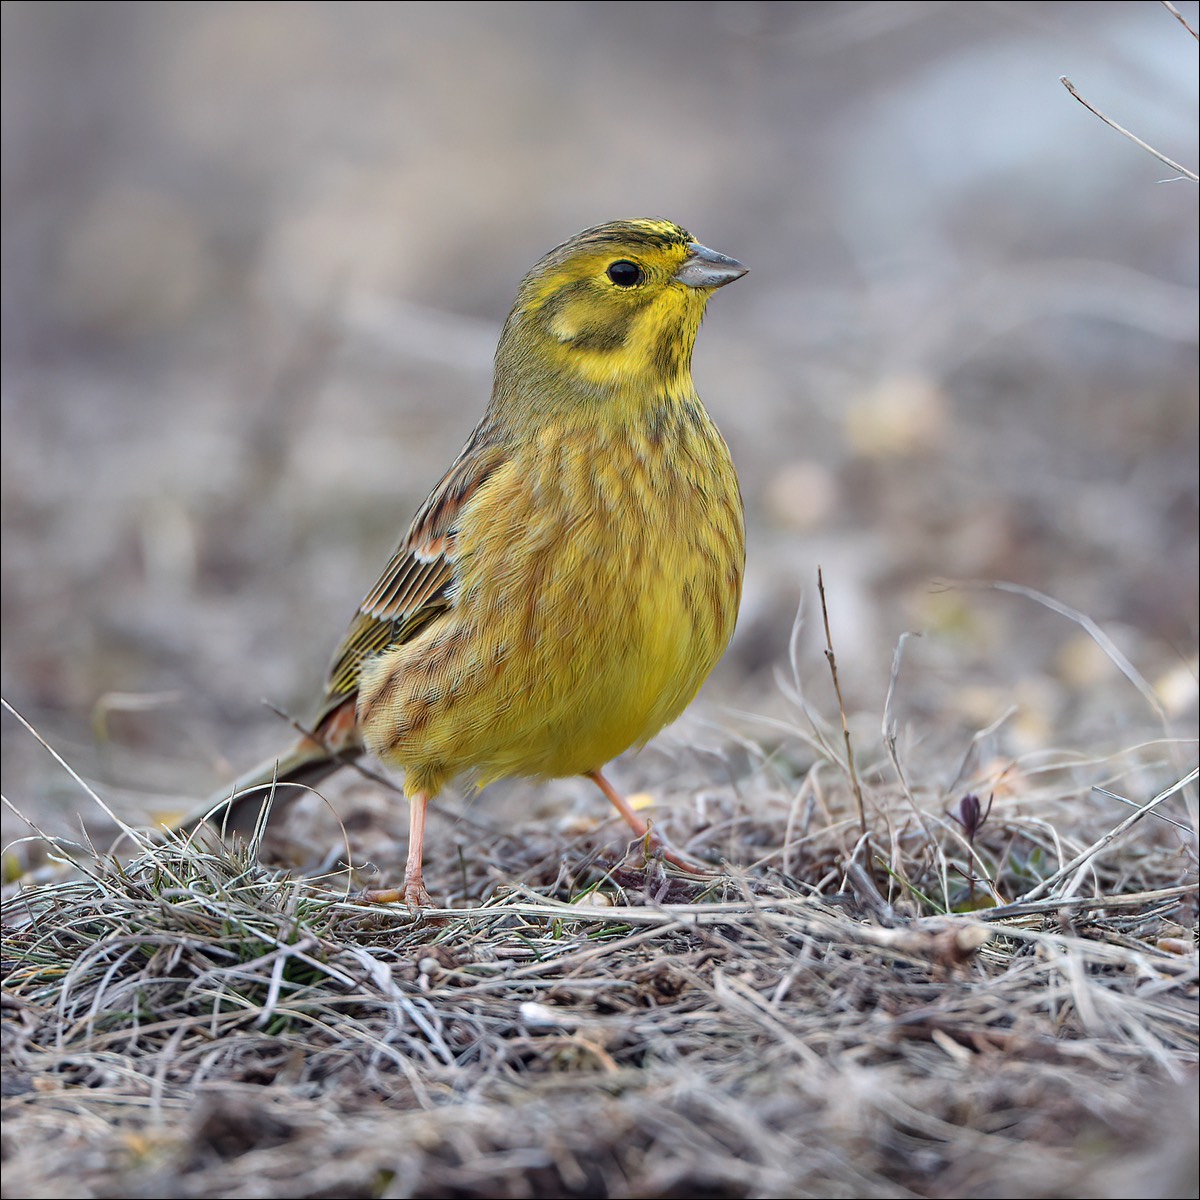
488, 315, 701, 428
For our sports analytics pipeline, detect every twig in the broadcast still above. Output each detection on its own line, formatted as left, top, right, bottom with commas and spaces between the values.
1017, 768, 1199, 903
977, 882, 1198, 920
881, 632, 920, 805
844, 854, 892, 920
1162, 1, 1198, 41
1093, 785, 1193, 832
955, 580, 1165, 720
945, 706, 1019, 797
1, 697, 147, 844
817, 569, 867, 841
1060, 76, 1198, 183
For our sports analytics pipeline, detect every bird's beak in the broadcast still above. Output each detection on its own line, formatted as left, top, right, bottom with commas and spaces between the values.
674, 242, 748, 289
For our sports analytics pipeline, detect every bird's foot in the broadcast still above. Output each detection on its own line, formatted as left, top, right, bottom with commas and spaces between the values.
362, 874, 433, 910
639, 828, 714, 877
585, 769, 716, 877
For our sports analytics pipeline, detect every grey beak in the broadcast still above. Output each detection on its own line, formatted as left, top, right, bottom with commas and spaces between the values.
674, 242, 748, 289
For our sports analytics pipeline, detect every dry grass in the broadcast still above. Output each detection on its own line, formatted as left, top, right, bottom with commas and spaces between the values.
3, 689, 1196, 1199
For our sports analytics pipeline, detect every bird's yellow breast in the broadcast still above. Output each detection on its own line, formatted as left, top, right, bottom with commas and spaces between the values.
357, 396, 744, 797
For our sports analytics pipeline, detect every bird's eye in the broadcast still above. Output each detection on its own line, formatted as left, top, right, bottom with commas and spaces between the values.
606, 260, 644, 288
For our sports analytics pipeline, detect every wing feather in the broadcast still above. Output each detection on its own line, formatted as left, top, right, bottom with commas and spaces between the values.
314, 429, 508, 723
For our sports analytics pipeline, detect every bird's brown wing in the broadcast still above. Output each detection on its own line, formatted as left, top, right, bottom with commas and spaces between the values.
314, 430, 509, 726
179, 437, 508, 835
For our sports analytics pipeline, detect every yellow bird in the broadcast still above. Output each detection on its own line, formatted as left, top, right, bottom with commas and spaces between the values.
185, 219, 747, 905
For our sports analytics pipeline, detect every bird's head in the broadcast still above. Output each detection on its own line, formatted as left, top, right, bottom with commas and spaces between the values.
494, 219, 746, 405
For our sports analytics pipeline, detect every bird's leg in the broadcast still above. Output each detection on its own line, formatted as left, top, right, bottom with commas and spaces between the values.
364, 791, 433, 908
585, 770, 712, 875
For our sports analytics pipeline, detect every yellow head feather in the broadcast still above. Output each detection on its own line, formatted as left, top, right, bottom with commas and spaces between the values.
493, 219, 729, 407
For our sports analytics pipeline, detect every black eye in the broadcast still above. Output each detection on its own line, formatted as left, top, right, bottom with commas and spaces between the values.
606, 260, 644, 288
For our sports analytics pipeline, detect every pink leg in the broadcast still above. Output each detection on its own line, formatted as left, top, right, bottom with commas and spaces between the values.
585, 770, 711, 874
365, 791, 433, 908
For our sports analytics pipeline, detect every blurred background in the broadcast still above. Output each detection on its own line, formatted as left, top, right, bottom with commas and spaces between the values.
2, 1, 1197, 841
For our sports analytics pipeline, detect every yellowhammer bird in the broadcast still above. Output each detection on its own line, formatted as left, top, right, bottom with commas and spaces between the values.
184, 218, 746, 906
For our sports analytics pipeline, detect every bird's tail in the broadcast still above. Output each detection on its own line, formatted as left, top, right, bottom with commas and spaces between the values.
173, 697, 363, 839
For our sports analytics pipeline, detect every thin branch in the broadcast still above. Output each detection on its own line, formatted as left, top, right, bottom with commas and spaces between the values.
945, 705, 1019, 798
881, 632, 921, 806
1060, 76, 1198, 183
1, 697, 146, 844
1162, 1, 1198, 41
817, 568, 867, 840
1092, 785, 1194, 832
957, 580, 1165, 720
1017, 768, 1199, 903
